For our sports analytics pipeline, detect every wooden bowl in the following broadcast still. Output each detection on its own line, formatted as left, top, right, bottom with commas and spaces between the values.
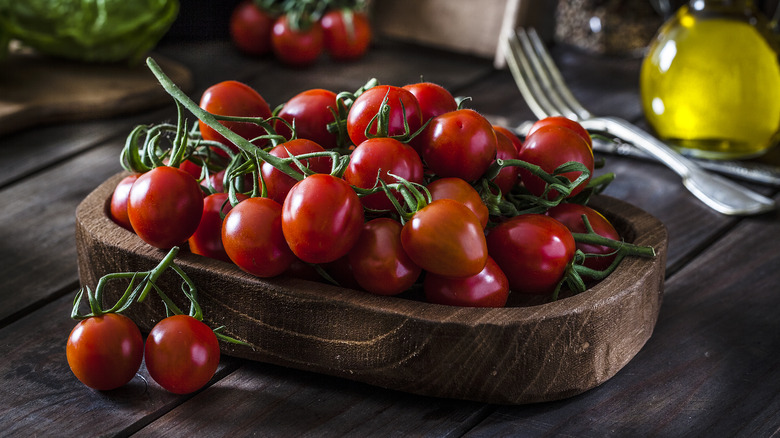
75, 172, 668, 405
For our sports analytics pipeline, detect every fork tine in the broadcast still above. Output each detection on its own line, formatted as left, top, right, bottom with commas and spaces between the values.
525, 28, 592, 120
504, 30, 558, 120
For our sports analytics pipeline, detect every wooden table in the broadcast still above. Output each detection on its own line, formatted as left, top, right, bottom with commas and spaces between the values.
1, 36, 779, 437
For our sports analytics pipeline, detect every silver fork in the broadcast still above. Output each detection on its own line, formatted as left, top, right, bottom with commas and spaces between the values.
505, 27, 776, 216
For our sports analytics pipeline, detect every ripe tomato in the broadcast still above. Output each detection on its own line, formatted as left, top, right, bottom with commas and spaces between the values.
517, 125, 594, 200
66, 313, 143, 391
402, 82, 457, 122
321, 9, 372, 61
271, 14, 324, 67
144, 315, 220, 395
274, 88, 339, 148
230, 0, 274, 56
419, 109, 497, 182
347, 218, 421, 296
486, 214, 575, 295
282, 174, 364, 264
527, 116, 592, 150
493, 125, 523, 154
400, 199, 488, 278
424, 256, 509, 307
346, 85, 422, 146
426, 177, 489, 229
343, 137, 424, 210
546, 203, 620, 272
109, 173, 140, 231
127, 166, 204, 249
189, 192, 246, 263
199, 80, 272, 156
492, 128, 521, 195
261, 138, 332, 204
222, 196, 296, 277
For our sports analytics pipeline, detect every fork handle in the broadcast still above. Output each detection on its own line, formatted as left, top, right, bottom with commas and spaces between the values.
580, 117, 776, 216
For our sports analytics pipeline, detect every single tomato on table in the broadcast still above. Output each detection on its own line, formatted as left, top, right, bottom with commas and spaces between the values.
230, 0, 274, 56
271, 14, 324, 67
321, 9, 372, 60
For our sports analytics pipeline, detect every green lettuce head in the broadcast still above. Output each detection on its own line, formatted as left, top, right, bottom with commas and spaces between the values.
0, 0, 179, 63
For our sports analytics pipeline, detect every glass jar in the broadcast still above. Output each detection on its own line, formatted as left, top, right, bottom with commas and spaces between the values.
640, 0, 780, 159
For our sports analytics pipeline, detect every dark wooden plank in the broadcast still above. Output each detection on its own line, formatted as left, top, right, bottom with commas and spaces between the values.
133, 360, 491, 437
0, 295, 241, 437
462, 196, 780, 437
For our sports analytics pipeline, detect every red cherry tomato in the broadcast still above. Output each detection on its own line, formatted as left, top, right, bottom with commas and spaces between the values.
419, 109, 497, 182
546, 203, 620, 272
426, 177, 489, 229
222, 196, 296, 277
274, 88, 339, 148
321, 9, 372, 61
492, 128, 521, 195
517, 125, 594, 200
281, 174, 365, 264
348, 218, 422, 296
109, 173, 140, 231
271, 14, 324, 67
493, 125, 524, 154
66, 313, 143, 391
189, 192, 246, 263
346, 85, 423, 146
424, 256, 509, 307
260, 138, 332, 204
199, 80, 272, 156
230, 0, 274, 56
127, 166, 204, 249
402, 82, 458, 122
343, 137, 424, 210
400, 199, 488, 278
144, 315, 220, 395
527, 116, 593, 150
486, 214, 576, 295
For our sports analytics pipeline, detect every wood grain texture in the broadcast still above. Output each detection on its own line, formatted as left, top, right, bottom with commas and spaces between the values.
75, 172, 668, 405
0, 53, 192, 136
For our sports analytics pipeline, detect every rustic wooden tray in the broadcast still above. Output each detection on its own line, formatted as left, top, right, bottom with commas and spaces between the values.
75, 172, 668, 405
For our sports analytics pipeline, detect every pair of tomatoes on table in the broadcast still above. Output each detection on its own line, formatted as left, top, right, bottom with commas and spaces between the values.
111, 76, 625, 309
230, 0, 372, 66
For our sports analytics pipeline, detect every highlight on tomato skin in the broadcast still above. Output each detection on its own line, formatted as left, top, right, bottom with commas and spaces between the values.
424, 256, 509, 308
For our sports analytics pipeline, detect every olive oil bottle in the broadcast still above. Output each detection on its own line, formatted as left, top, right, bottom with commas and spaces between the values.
640, 0, 780, 159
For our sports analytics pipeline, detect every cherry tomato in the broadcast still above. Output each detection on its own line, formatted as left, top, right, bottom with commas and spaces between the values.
400, 199, 488, 278
144, 315, 220, 395
527, 116, 592, 150
348, 218, 421, 296
321, 9, 372, 61
402, 82, 457, 122
260, 138, 332, 204
282, 174, 364, 264
346, 85, 422, 146
199, 80, 272, 156
493, 125, 524, 154
230, 0, 274, 56
492, 128, 521, 195
222, 196, 296, 277
271, 14, 324, 67
177, 159, 203, 180
486, 214, 575, 295
189, 192, 246, 263
66, 313, 143, 391
274, 89, 339, 148
343, 137, 424, 210
517, 125, 594, 200
424, 256, 509, 307
419, 109, 497, 182
546, 203, 620, 272
127, 166, 204, 249
426, 177, 489, 229
110, 173, 140, 231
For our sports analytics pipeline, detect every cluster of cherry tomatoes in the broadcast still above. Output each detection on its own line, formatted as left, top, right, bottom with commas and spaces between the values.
109, 75, 637, 309
229, 0, 371, 66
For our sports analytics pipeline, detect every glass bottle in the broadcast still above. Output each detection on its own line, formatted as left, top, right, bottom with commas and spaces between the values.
640, 0, 780, 159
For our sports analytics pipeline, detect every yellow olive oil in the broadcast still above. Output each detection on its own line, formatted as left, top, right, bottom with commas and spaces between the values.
640, 1, 780, 159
